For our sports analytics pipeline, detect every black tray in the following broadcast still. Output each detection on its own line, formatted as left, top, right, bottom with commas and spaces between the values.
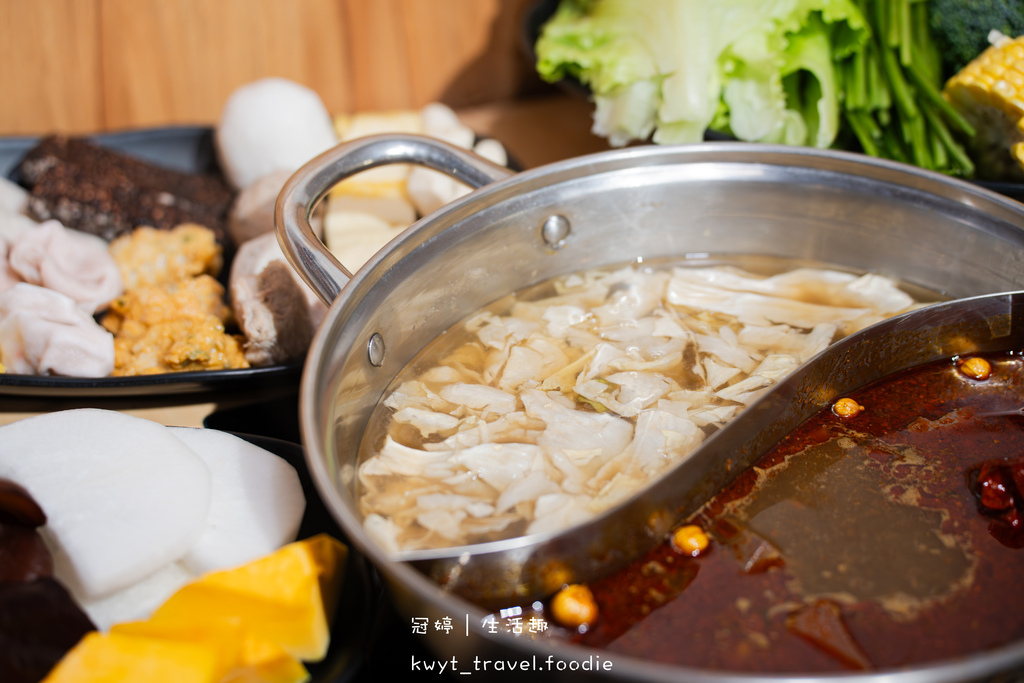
0, 127, 304, 410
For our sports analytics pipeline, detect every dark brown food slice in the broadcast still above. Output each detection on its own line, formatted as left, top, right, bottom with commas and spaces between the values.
972, 455, 1024, 548
786, 599, 871, 670
229, 238, 314, 366
0, 478, 94, 682
0, 578, 96, 683
0, 480, 46, 527
0, 526, 52, 583
712, 516, 786, 574
0, 479, 53, 583
18, 135, 234, 245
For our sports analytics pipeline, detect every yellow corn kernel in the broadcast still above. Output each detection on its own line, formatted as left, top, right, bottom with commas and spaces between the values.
832, 397, 864, 418
945, 34, 1024, 177
958, 356, 992, 380
550, 584, 598, 630
671, 525, 710, 557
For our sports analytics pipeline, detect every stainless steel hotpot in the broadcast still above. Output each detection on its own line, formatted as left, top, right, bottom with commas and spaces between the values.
278, 135, 1024, 682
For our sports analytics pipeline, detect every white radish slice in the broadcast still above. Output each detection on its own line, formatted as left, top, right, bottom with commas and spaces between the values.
168, 428, 306, 574
0, 409, 211, 601
79, 561, 198, 632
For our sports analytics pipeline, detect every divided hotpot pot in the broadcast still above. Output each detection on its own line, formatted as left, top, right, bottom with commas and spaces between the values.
278, 135, 1024, 682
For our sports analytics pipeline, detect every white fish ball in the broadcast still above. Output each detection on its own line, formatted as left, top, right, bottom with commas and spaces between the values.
216, 77, 339, 190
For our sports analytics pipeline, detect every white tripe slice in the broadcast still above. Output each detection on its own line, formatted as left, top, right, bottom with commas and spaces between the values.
439, 383, 517, 415
619, 410, 703, 477
528, 493, 591, 535
522, 389, 633, 465
323, 209, 406, 272
542, 305, 589, 338
0, 207, 36, 243
168, 428, 306, 575
392, 406, 461, 437
671, 285, 871, 330
407, 102, 478, 216
0, 176, 28, 215
327, 194, 416, 227
451, 442, 542, 491
496, 470, 560, 513
0, 409, 211, 600
364, 513, 401, 554
604, 371, 672, 413
363, 436, 454, 478
701, 267, 911, 314
473, 138, 508, 167
846, 273, 916, 312
703, 357, 741, 389
800, 323, 839, 361
752, 354, 801, 381
688, 404, 741, 428
670, 266, 854, 296
79, 561, 197, 632
715, 375, 777, 405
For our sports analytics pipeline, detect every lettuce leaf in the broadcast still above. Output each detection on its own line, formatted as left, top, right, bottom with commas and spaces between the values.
535, 0, 868, 148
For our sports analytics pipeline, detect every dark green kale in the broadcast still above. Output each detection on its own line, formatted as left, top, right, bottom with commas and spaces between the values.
928, 0, 1024, 76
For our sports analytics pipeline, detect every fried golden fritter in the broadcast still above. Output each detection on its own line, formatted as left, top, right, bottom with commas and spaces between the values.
103, 275, 248, 375
109, 223, 222, 290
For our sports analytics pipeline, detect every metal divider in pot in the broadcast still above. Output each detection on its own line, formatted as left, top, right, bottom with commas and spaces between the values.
278, 134, 1024, 681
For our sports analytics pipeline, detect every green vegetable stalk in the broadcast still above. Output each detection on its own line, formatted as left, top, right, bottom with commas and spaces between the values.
838, 0, 975, 176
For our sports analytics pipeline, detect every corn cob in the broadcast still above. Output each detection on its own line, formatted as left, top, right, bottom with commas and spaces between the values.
944, 31, 1024, 180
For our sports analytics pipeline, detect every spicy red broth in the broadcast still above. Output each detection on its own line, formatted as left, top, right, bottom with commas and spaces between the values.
549, 351, 1024, 673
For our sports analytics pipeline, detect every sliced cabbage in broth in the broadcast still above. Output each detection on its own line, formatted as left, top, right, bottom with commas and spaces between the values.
357, 260, 934, 553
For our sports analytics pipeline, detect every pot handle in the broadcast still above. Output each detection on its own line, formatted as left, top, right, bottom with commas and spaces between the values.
276, 133, 514, 304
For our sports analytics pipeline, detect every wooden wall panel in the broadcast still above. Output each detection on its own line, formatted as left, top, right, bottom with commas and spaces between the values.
344, 0, 533, 111
99, 0, 353, 130
342, 0, 415, 111
0, 0, 541, 135
0, 0, 103, 134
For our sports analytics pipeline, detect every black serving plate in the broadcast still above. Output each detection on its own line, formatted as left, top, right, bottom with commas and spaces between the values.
0, 127, 304, 410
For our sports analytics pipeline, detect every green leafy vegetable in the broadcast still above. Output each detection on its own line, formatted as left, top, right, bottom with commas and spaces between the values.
535, 0, 979, 176
536, 0, 869, 147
